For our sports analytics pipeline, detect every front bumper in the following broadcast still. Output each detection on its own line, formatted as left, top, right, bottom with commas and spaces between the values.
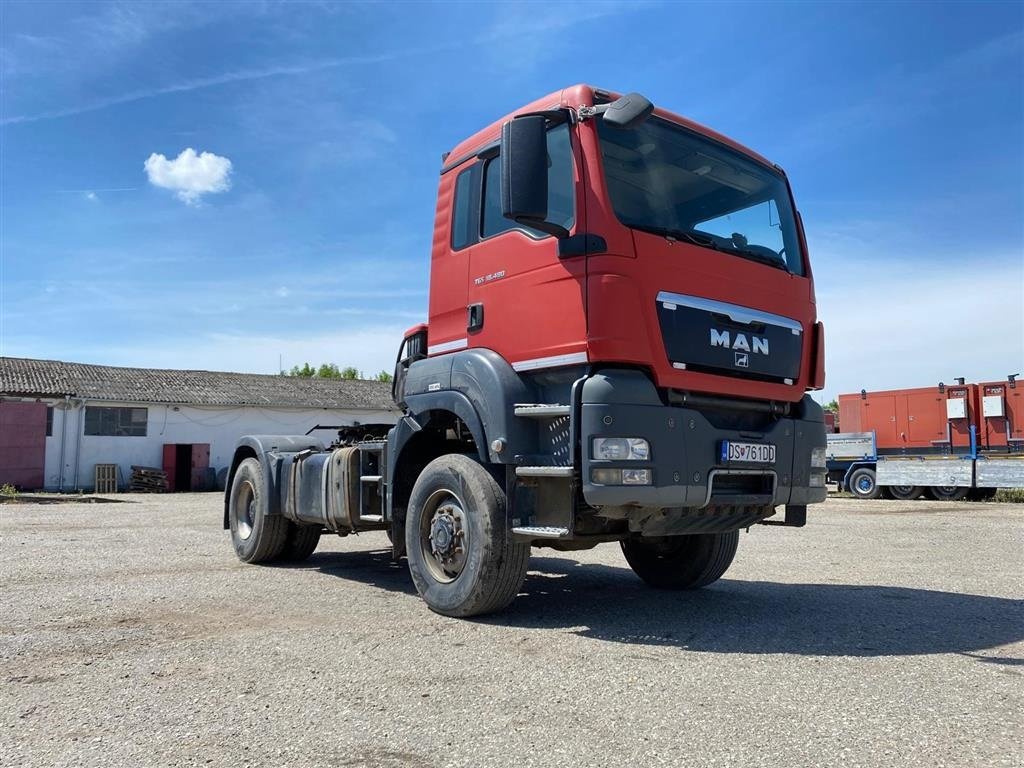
579, 371, 827, 510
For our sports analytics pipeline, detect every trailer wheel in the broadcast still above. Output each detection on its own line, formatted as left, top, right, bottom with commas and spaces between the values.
887, 485, 923, 501
279, 523, 321, 562
405, 454, 529, 617
621, 531, 739, 590
928, 485, 969, 501
849, 468, 881, 499
228, 458, 288, 563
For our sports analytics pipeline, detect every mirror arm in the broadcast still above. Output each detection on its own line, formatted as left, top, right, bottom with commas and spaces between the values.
577, 104, 609, 122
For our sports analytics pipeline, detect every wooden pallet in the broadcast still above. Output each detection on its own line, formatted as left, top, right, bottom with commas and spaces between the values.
130, 465, 167, 493
94, 464, 118, 494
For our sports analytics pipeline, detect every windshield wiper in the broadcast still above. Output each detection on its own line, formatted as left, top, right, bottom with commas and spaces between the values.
630, 223, 790, 273
629, 223, 725, 250
730, 247, 790, 273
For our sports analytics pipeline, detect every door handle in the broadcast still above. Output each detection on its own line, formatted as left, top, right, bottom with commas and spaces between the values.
467, 303, 484, 332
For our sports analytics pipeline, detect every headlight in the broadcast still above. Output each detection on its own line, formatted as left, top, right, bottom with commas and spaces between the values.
591, 468, 652, 485
811, 446, 827, 468
593, 437, 650, 461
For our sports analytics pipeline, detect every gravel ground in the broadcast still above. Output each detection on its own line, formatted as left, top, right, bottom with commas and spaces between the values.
2, 494, 1021, 768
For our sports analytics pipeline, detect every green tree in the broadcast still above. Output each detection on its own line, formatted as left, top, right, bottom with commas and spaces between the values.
376, 370, 393, 383
340, 366, 361, 380
824, 399, 839, 412
316, 363, 342, 379
289, 362, 316, 378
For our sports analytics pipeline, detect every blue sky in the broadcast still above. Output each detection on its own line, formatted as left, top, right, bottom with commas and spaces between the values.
1, 0, 1021, 400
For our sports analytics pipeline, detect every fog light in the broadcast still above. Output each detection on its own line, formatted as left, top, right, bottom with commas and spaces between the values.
622, 468, 652, 485
593, 437, 650, 461
591, 468, 622, 485
811, 447, 827, 468
809, 472, 826, 488
591, 468, 653, 486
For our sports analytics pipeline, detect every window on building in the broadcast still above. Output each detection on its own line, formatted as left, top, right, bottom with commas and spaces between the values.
451, 166, 475, 251
481, 122, 575, 240
84, 406, 148, 437
46, 406, 53, 437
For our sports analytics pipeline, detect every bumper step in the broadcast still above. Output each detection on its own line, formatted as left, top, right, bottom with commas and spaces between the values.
512, 525, 570, 538
513, 404, 571, 419
515, 466, 574, 478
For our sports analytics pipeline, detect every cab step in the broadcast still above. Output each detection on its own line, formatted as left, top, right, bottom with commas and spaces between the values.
511, 525, 570, 538
513, 404, 571, 419
515, 466, 574, 478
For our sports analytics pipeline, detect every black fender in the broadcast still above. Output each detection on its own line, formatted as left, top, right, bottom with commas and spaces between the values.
401, 348, 536, 463
222, 435, 324, 529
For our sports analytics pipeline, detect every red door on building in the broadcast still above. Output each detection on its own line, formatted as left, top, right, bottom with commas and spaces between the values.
163, 443, 211, 491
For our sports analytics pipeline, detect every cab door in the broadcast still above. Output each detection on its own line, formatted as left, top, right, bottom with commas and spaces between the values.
466, 121, 588, 371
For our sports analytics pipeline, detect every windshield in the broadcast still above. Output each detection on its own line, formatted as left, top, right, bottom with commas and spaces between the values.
597, 116, 805, 275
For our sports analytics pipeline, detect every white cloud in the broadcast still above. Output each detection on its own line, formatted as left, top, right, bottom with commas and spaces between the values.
144, 148, 232, 204
84, 191, 97, 201
812, 252, 1023, 404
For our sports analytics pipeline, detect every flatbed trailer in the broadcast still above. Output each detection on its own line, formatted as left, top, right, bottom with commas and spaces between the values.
827, 377, 1024, 500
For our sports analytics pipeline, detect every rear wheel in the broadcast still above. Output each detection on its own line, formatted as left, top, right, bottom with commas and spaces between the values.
621, 531, 739, 590
887, 485, 923, 501
929, 485, 969, 501
279, 523, 321, 562
228, 458, 288, 563
405, 455, 530, 617
849, 467, 881, 500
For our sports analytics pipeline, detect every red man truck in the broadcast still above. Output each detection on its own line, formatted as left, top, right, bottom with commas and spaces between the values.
224, 85, 828, 617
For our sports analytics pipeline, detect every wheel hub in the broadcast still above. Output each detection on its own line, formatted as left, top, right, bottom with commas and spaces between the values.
422, 498, 468, 582
430, 512, 457, 555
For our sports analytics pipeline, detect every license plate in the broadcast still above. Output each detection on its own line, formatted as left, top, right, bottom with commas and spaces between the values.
721, 441, 776, 464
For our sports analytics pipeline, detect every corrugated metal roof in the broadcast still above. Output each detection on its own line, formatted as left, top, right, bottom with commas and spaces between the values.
0, 357, 398, 411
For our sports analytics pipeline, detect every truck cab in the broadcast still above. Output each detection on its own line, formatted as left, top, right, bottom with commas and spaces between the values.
225, 85, 828, 617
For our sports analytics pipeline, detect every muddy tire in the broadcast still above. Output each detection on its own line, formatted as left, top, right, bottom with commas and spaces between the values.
849, 467, 881, 500
228, 458, 288, 563
279, 523, 321, 562
621, 530, 739, 590
405, 454, 530, 617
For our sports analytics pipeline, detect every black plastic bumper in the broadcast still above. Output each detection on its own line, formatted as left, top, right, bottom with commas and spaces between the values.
579, 371, 827, 510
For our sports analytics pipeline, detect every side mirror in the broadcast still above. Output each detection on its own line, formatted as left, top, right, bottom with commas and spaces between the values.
603, 92, 654, 130
500, 115, 569, 238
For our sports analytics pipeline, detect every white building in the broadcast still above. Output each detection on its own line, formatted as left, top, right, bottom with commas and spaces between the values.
0, 357, 398, 492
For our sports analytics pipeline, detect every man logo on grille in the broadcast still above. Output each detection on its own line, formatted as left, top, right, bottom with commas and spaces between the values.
735, 352, 749, 368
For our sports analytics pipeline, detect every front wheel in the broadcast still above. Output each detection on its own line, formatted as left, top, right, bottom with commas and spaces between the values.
849, 467, 881, 499
405, 455, 530, 617
621, 531, 739, 590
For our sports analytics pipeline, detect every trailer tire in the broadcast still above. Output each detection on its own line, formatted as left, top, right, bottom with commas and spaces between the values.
279, 523, 321, 562
228, 458, 288, 563
887, 485, 923, 501
849, 468, 881, 499
621, 531, 739, 590
405, 454, 529, 617
928, 485, 969, 501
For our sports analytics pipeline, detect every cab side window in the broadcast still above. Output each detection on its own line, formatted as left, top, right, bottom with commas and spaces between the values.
451, 166, 475, 251
481, 122, 575, 240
